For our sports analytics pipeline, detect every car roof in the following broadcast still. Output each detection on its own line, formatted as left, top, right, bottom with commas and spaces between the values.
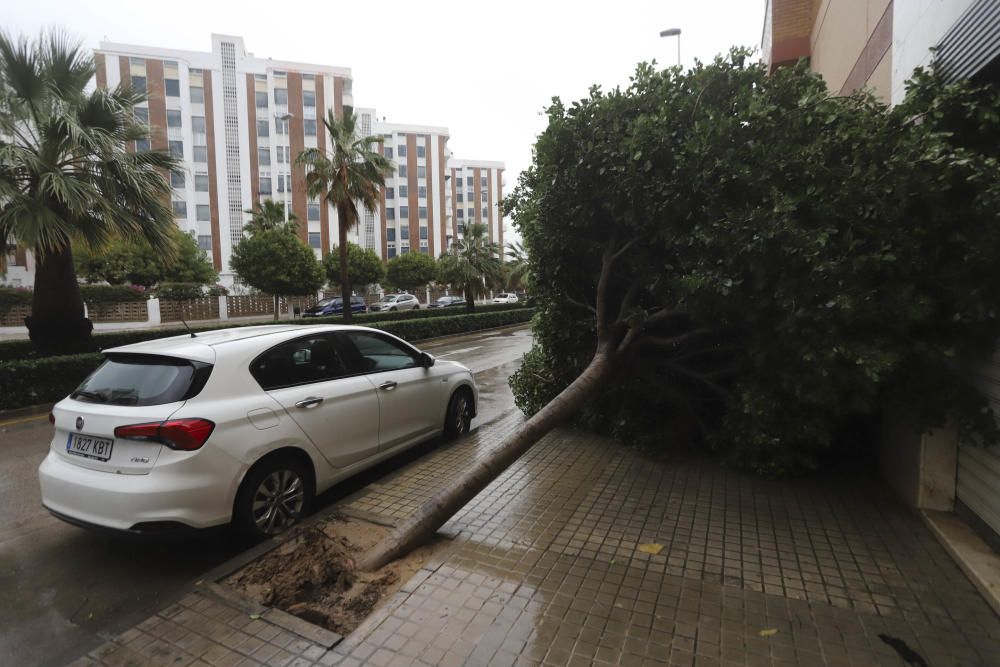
102, 324, 407, 363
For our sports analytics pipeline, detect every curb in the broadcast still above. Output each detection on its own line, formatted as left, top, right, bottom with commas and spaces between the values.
0, 402, 54, 425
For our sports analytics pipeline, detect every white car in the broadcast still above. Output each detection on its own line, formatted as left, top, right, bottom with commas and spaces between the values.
492, 293, 519, 304
369, 293, 420, 312
39, 325, 477, 539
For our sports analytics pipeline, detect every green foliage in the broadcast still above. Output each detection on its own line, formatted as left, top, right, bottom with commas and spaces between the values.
230, 229, 324, 297
79, 284, 146, 304
74, 229, 217, 288
244, 199, 298, 235
154, 282, 206, 300
324, 243, 385, 288
0, 287, 32, 315
0, 309, 534, 409
387, 252, 437, 291
506, 53, 1000, 475
436, 222, 503, 306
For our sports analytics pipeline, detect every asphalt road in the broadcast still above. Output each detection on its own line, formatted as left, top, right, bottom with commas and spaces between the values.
0, 325, 533, 667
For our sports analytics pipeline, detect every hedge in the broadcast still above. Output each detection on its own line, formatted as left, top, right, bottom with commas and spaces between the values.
0, 302, 526, 361
0, 308, 534, 410
79, 284, 147, 304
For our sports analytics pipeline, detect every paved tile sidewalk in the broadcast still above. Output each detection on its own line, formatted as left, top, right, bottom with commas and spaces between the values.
72, 412, 1000, 666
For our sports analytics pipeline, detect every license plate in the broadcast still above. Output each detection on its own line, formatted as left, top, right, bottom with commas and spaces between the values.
66, 433, 114, 462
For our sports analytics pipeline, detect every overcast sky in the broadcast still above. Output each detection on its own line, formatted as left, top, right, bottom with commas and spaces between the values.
9, 0, 766, 238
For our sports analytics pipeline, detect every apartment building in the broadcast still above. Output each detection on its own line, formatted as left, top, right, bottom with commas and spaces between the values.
93, 34, 353, 285
449, 160, 506, 250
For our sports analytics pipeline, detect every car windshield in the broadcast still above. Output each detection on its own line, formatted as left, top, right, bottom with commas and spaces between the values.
380, 296, 397, 303
314, 298, 339, 307
71, 354, 209, 406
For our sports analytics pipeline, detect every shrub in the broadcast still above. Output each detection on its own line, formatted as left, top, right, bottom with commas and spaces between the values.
0, 287, 32, 316
155, 282, 206, 300
79, 284, 146, 304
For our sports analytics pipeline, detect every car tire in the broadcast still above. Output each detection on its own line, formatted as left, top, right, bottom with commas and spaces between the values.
413, 304, 419, 310
443, 388, 473, 440
233, 455, 314, 541
389, 306, 396, 311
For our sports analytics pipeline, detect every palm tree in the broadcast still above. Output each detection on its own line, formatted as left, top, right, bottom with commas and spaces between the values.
437, 222, 503, 312
505, 240, 531, 293
0, 30, 180, 353
244, 199, 297, 236
296, 108, 392, 322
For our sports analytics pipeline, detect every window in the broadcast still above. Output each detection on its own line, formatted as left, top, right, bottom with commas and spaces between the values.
417, 166, 426, 179
195, 173, 209, 192
259, 176, 272, 195
398, 165, 409, 178
303, 91, 316, 107
167, 109, 182, 128
466, 176, 473, 186
386, 228, 396, 241
398, 185, 408, 198
192, 116, 206, 133
257, 120, 269, 137
418, 186, 427, 199
276, 118, 288, 135
481, 176, 488, 187
250, 335, 352, 390
190, 86, 204, 103
418, 207, 427, 219
481, 191, 488, 202
456, 209, 464, 219
397, 145, 407, 158
482, 207, 489, 219
399, 206, 409, 219
400, 246, 410, 254
385, 187, 394, 200
457, 193, 464, 203
171, 200, 187, 216
168, 140, 183, 158
276, 174, 286, 193
165, 78, 180, 97
196, 204, 210, 221
193, 145, 208, 162
304, 119, 317, 136
255, 91, 268, 108
386, 207, 395, 220
198, 235, 212, 251
383, 146, 393, 159
400, 226, 409, 240
258, 147, 270, 165
308, 202, 321, 220
72, 355, 205, 407
170, 171, 185, 188
416, 145, 425, 158
419, 226, 428, 240
130, 76, 146, 93
388, 247, 397, 258
308, 232, 321, 248
274, 88, 288, 105
467, 207, 475, 218
135, 138, 150, 152
342, 331, 420, 373
134, 107, 149, 124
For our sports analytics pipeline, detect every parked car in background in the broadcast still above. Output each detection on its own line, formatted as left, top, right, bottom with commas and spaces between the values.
369, 293, 420, 312
302, 296, 367, 317
428, 296, 466, 309
38, 324, 478, 539
492, 293, 519, 304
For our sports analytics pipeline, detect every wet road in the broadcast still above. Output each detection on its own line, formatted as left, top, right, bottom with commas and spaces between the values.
0, 325, 532, 667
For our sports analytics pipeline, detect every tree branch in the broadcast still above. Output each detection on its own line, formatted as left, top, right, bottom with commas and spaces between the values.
565, 295, 597, 315
640, 328, 710, 350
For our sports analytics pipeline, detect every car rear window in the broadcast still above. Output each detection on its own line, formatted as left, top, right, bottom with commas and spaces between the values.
71, 354, 212, 406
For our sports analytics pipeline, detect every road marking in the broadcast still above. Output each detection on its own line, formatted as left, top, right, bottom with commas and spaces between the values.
436, 346, 483, 358
0, 414, 49, 428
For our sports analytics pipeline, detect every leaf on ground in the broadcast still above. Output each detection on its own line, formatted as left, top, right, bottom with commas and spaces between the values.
249, 613, 261, 620
759, 628, 778, 637
637, 543, 663, 555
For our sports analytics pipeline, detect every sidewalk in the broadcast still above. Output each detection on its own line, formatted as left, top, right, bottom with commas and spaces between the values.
70, 413, 1000, 666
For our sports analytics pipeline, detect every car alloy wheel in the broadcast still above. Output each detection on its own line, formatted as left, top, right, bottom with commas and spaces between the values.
444, 390, 472, 439
252, 469, 305, 535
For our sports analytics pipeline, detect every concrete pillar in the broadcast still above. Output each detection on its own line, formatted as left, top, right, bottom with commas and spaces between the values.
218, 295, 228, 320
425, 286, 431, 304
147, 298, 161, 326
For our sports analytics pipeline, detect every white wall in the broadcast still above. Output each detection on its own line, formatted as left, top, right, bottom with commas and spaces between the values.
892, 0, 977, 104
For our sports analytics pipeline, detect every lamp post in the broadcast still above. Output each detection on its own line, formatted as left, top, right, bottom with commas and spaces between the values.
274, 112, 294, 222
659, 28, 681, 67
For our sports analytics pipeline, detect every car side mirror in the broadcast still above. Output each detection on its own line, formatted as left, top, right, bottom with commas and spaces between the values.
420, 352, 435, 368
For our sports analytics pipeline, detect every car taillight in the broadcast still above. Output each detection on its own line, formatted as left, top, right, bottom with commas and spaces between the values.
48, 412, 55, 425
114, 419, 215, 451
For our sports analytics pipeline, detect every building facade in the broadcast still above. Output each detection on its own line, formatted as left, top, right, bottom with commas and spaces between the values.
93, 34, 353, 286
448, 160, 505, 250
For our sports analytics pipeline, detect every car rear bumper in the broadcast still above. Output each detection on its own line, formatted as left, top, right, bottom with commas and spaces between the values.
38, 451, 234, 531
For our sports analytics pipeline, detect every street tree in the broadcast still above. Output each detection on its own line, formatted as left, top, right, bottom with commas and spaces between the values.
297, 108, 393, 322
324, 243, 385, 292
75, 228, 217, 288
359, 53, 1000, 570
436, 222, 503, 312
386, 252, 437, 296
244, 199, 297, 236
230, 227, 324, 320
504, 241, 531, 292
0, 30, 180, 353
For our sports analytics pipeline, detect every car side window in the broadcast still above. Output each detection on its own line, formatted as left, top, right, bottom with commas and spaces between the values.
341, 331, 421, 373
250, 334, 351, 390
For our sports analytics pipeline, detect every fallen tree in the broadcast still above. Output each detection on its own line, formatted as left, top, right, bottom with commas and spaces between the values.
360, 52, 1000, 569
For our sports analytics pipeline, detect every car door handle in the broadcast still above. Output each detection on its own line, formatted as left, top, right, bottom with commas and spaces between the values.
295, 397, 324, 409
378, 381, 398, 391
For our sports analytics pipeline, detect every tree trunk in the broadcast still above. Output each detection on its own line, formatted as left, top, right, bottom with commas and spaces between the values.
357, 348, 615, 571
338, 204, 352, 323
26, 244, 94, 355
465, 284, 475, 312
273, 294, 280, 321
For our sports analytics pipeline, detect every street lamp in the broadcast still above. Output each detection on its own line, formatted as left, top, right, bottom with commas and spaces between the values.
659, 28, 681, 67
274, 112, 294, 222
